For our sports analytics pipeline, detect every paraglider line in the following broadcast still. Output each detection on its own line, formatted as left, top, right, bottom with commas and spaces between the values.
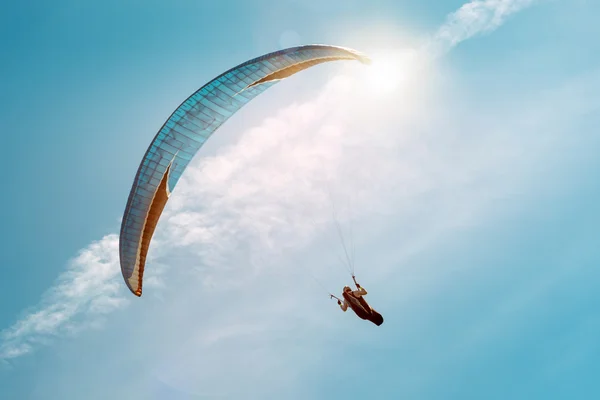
326, 183, 355, 277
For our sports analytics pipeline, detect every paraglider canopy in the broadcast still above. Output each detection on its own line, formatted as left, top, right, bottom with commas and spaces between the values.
119, 45, 370, 297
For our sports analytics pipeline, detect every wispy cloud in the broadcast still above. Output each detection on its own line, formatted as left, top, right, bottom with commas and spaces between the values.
0, 0, 542, 368
0, 235, 126, 364
425, 0, 540, 58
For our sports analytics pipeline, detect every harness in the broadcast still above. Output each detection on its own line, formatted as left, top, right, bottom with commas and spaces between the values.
342, 291, 372, 320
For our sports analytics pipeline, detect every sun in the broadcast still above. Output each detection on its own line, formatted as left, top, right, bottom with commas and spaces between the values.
362, 49, 418, 95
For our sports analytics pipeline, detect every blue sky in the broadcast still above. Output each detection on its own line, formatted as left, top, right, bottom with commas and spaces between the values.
1, 0, 600, 399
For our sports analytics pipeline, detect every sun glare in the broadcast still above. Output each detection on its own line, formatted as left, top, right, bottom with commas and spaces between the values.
363, 50, 418, 95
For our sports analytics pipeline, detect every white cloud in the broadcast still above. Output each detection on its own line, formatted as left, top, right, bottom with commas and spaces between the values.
0, 234, 127, 363
425, 0, 540, 58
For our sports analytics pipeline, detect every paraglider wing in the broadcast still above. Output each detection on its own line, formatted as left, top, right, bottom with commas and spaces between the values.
119, 45, 370, 296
